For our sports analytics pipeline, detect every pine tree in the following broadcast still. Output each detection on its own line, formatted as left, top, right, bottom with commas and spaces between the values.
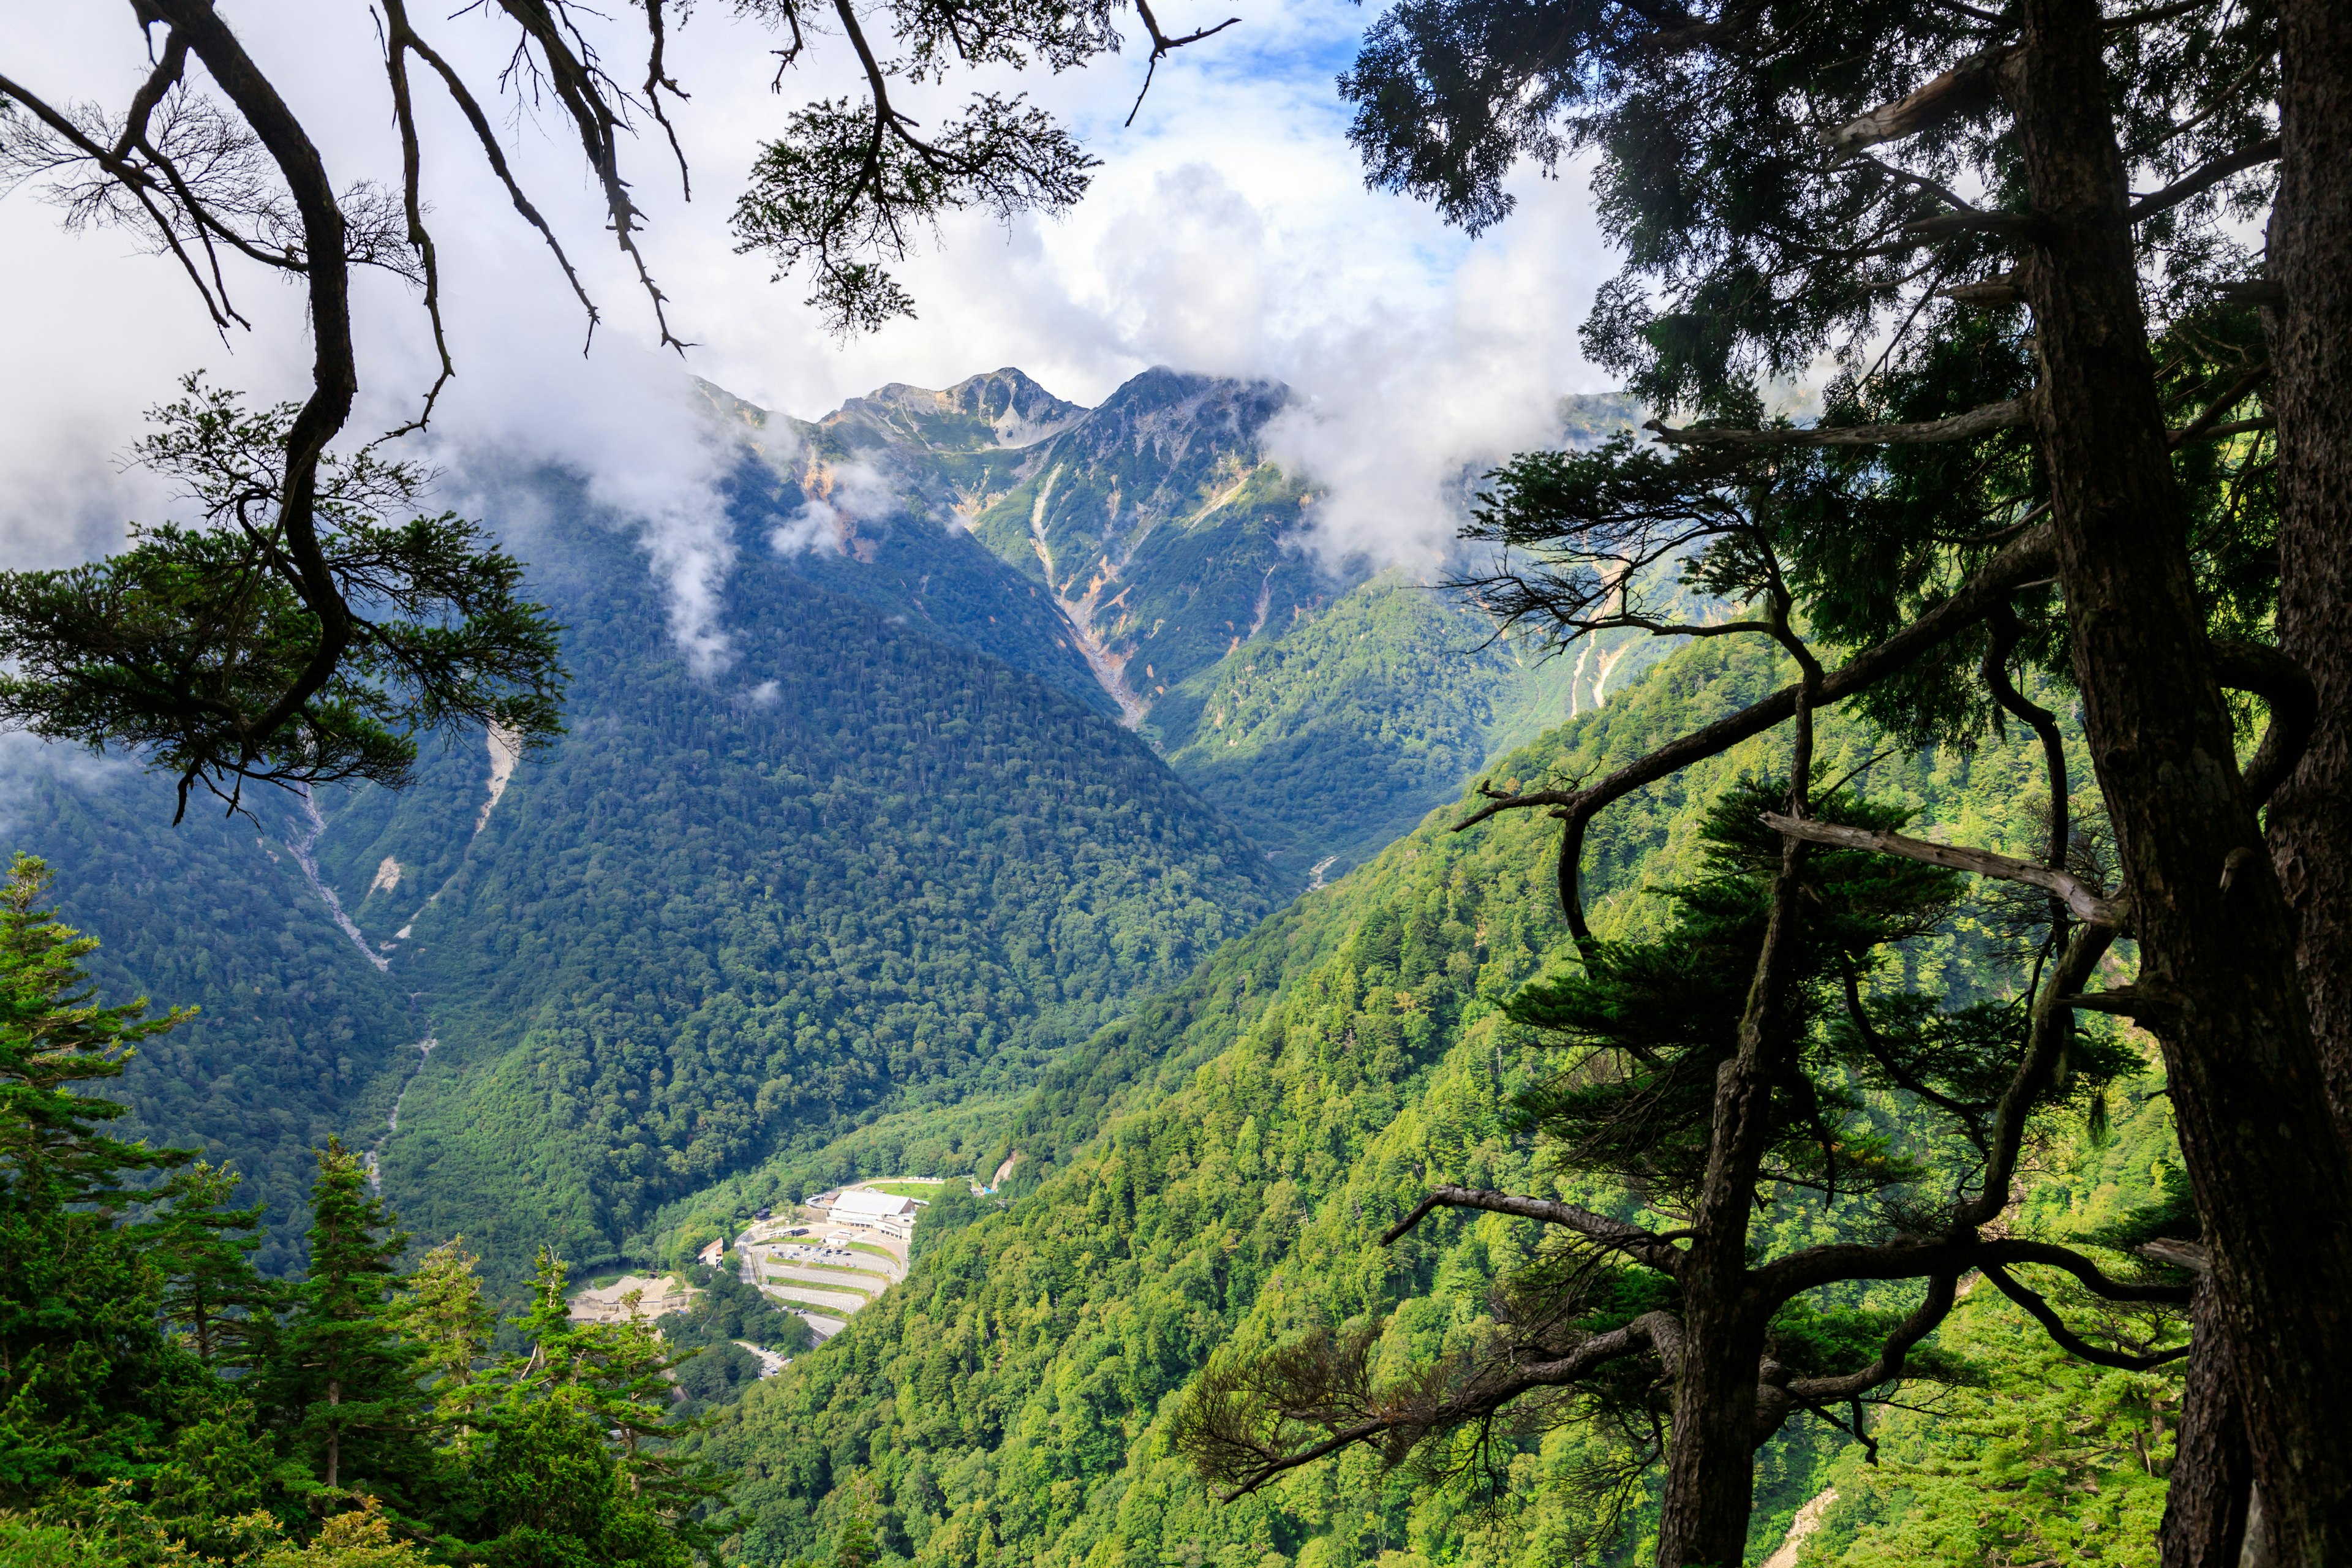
452, 1248, 715, 1566
1178, 782, 2181, 1563
399, 1238, 493, 1446
0, 853, 189, 1204
0, 853, 207, 1499
141, 1159, 274, 1370
260, 1139, 432, 1511
1327, 0, 2352, 1552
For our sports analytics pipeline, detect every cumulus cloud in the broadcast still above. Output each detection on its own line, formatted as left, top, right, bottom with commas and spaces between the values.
0, 0, 1627, 627
1256, 166, 1623, 571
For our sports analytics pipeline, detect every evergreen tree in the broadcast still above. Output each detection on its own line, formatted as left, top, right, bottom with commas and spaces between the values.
1327, 0, 2352, 1553
0, 853, 190, 1201
451, 1249, 718, 1566
260, 1140, 432, 1510
142, 1159, 274, 1370
1177, 782, 2184, 1565
399, 1238, 495, 1446
0, 853, 206, 1499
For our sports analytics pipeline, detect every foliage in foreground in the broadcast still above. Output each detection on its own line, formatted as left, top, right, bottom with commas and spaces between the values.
0, 853, 725, 1564
696, 631, 2186, 1567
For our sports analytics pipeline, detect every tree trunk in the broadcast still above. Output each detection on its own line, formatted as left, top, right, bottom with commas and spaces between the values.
1654, 1288, 1766, 1568
2008, 2, 2352, 1563
2160, 1283, 2252, 1568
1654, 824, 1809, 1567
2266, 0, 2352, 1136
2253, 10, 2352, 1560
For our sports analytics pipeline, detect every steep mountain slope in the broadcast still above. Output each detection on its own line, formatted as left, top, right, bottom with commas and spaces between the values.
692, 630, 2174, 1567
10, 428, 1276, 1269
13, 363, 1649, 1272
1150, 576, 1581, 880
720, 368, 1656, 885
356, 485, 1275, 1270
3, 756, 421, 1275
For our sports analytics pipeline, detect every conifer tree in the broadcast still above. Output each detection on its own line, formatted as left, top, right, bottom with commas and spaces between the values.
142, 1159, 274, 1371
453, 1249, 715, 1566
1177, 782, 2181, 1562
0, 853, 206, 1499
1314, 0, 2352, 1556
399, 1238, 494, 1447
261, 1140, 432, 1509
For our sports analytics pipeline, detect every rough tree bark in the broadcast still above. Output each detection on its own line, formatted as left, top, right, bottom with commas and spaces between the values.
2236, 10, 2352, 1559
1653, 693, 1819, 1566
2158, 1281, 2254, 1568
2009, 1, 2352, 1562
2266, 0, 2352, 1134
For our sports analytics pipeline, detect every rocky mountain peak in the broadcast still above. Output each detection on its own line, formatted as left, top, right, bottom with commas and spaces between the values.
939, 368, 1087, 447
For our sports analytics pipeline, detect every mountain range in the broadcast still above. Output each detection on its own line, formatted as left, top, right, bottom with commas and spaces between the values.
12, 363, 1643, 1270
6, 361, 2184, 1564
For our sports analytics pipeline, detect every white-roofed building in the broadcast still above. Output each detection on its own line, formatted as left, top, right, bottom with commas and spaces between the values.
824, 1187, 919, 1239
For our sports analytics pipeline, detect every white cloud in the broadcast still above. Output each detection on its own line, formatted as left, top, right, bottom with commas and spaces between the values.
0, 0, 1625, 610
774, 458, 891, 557
0, 730, 134, 838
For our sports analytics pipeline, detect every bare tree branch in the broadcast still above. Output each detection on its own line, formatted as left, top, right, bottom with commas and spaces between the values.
1982, 603, 2068, 873
1643, 394, 2034, 450
494, 0, 690, 350
1762, 811, 2128, 925
1211, 1312, 1681, 1499
1124, 0, 1240, 127
2127, 136, 2280, 224
2211, 638, 2315, 808
2169, 359, 2272, 448
379, 0, 604, 354
1456, 521, 2057, 834
1381, 1185, 1688, 1274
1981, 1261, 2192, 1369
0, 69, 246, 332
1779, 1273, 1959, 1406
643, 0, 694, 199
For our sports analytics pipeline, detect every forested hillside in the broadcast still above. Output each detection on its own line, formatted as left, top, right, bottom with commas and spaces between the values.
693, 630, 2180, 1567
10, 364, 1683, 1285
8, 437, 1276, 1271
715, 368, 1659, 883
1, 756, 421, 1275
367, 484, 1275, 1272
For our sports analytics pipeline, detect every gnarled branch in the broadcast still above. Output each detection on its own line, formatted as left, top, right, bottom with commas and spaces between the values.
1981, 1261, 2191, 1369
1125, 0, 1240, 127
2128, 137, 2280, 223
1643, 394, 2032, 450
1456, 521, 2057, 834
2211, 639, 2314, 808
1210, 1311, 1681, 1499
1382, 1185, 1687, 1275
1761, 812, 2127, 925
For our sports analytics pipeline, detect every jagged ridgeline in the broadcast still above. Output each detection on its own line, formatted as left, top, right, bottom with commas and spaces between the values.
694, 630, 2182, 1568
8, 379, 1279, 1269
7, 361, 1642, 1273
754, 368, 1659, 885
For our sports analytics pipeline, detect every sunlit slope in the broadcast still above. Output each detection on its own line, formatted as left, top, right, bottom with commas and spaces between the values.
694, 629, 2154, 1567
10, 443, 1277, 1277
357, 480, 1276, 1275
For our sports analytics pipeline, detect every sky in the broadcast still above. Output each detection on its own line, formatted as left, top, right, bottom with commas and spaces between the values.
0, 0, 1624, 605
